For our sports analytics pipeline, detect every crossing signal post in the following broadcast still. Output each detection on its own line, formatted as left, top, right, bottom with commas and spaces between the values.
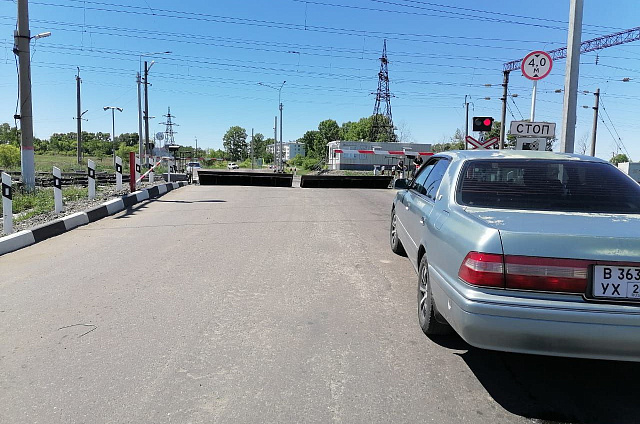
473, 117, 494, 132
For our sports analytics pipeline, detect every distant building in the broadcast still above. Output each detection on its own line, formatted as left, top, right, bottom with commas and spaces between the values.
267, 142, 306, 161
618, 162, 640, 183
327, 140, 433, 171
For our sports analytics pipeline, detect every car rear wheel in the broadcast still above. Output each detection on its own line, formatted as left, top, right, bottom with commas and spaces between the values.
418, 254, 452, 336
390, 209, 407, 256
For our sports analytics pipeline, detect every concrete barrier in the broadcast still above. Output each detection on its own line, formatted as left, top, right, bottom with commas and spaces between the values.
198, 170, 293, 187
300, 175, 393, 189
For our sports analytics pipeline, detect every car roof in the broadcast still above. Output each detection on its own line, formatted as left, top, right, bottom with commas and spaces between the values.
435, 149, 609, 163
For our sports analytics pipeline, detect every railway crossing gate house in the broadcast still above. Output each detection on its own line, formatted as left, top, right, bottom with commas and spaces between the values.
327, 141, 433, 171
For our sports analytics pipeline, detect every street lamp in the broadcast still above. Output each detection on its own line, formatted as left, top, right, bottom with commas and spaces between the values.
258, 80, 286, 171
137, 51, 171, 165
103, 106, 123, 166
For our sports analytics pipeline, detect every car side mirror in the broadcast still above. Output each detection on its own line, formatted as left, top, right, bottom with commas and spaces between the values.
393, 178, 409, 189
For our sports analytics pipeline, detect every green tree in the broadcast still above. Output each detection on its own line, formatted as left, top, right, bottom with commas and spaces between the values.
251, 133, 267, 158
222, 126, 248, 161
318, 119, 340, 143
116, 143, 138, 163
0, 123, 20, 147
341, 117, 372, 141
610, 153, 629, 166
0, 144, 20, 168
432, 129, 465, 153
115, 133, 139, 147
298, 131, 322, 159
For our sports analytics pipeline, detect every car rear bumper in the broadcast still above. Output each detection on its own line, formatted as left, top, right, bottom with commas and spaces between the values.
431, 270, 640, 362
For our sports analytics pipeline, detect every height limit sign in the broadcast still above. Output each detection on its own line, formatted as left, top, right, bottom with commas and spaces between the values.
521, 51, 553, 80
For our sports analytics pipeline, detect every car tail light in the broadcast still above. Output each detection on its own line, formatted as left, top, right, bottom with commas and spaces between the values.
458, 252, 589, 293
504, 256, 588, 293
458, 252, 505, 287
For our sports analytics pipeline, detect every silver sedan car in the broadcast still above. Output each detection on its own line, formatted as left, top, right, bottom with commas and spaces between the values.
390, 150, 640, 362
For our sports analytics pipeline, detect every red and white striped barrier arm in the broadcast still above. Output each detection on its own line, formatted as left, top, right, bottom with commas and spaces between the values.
333, 149, 433, 156
136, 159, 164, 184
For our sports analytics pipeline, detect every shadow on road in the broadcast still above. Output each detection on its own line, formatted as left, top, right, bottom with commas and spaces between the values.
155, 199, 227, 204
429, 333, 640, 424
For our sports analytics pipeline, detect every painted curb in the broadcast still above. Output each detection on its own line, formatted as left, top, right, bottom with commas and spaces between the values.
0, 182, 187, 257
62, 212, 90, 230
104, 198, 125, 215
0, 230, 36, 256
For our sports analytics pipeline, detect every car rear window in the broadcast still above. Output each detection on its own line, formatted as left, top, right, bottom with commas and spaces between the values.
458, 159, 640, 213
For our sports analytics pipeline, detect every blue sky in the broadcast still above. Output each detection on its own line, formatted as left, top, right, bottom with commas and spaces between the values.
1, 0, 639, 160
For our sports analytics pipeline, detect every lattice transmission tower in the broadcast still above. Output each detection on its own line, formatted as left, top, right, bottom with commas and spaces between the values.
369, 39, 397, 143
160, 107, 179, 147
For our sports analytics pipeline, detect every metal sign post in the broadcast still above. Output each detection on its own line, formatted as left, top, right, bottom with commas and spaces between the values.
135, 155, 141, 186
1, 172, 12, 235
129, 152, 136, 192
115, 156, 123, 191
87, 159, 96, 200
53, 167, 63, 213
521, 51, 553, 123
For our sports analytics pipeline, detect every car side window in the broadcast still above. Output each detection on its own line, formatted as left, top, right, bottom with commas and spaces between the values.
411, 159, 438, 194
422, 159, 450, 200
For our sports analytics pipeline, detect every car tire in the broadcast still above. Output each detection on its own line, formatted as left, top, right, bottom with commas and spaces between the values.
417, 254, 452, 336
390, 209, 407, 257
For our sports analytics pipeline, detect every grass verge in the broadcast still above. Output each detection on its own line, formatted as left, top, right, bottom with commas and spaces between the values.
1, 186, 89, 221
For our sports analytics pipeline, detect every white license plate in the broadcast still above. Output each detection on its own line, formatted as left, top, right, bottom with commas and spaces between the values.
592, 266, 640, 300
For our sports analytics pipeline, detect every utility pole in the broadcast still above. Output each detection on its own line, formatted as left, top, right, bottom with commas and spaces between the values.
464, 95, 469, 150
590, 88, 600, 157
251, 129, 254, 170
15, 0, 35, 189
137, 72, 143, 162
195, 136, 198, 160
560, 0, 584, 153
144, 61, 150, 167
499, 71, 509, 149
274, 116, 277, 170
76, 68, 82, 164
279, 103, 283, 172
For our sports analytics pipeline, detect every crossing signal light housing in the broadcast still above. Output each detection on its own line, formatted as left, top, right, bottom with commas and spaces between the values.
473, 117, 494, 132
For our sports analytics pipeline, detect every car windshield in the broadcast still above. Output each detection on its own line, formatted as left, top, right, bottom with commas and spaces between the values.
458, 159, 640, 214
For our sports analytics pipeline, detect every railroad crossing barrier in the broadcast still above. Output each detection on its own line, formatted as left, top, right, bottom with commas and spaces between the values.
300, 175, 393, 189
2, 172, 12, 234
198, 170, 293, 187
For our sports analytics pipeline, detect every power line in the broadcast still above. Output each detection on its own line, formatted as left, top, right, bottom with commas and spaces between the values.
0, 1, 576, 51
367, 0, 624, 32
598, 97, 630, 158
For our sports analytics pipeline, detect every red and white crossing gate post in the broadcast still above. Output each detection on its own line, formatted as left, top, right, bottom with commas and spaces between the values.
465, 136, 499, 150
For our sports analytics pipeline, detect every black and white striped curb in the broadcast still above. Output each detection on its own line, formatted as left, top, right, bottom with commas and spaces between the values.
0, 181, 188, 256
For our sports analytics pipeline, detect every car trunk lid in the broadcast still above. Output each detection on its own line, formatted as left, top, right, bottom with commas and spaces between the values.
464, 208, 640, 262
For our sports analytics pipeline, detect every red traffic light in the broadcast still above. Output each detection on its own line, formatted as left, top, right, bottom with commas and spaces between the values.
472, 116, 494, 132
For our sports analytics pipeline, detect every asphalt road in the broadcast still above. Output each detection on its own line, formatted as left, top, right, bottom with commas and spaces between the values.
2, 184, 639, 424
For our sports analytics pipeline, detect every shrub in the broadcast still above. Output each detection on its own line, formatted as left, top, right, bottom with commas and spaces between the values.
302, 157, 320, 170
0, 144, 20, 169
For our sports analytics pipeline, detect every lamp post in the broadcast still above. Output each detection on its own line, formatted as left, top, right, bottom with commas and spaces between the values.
103, 106, 123, 166
138, 51, 171, 165
258, 81, 286, 171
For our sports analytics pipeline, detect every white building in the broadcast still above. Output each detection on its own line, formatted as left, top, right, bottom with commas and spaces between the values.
618, 162, 640, 183
327, 140, 433, 171
267, 142, 306, 161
